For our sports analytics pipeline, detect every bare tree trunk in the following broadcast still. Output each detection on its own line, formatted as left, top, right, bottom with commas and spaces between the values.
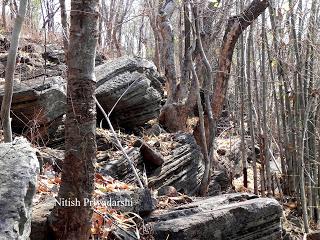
0, 0, 27, 142
159, 0, 177, 103
49, 0, 99, 238
261, 12, 271, 197
265, 30, 287, 193
188, 47, 210, 196
2, 0, 8, 29
238, 0, 247, 189
193, 1, 216, 176
250, 26, 263, 195
158, 0, 198, 132
246, 26, 258, 194
210, 0, 269, 122
59, 0, 69, 53
268, 1, 294, 195
308, 0, 319, 224
299, 99, 313, 233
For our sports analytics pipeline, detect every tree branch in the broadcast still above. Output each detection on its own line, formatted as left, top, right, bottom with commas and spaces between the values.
211, 0, 269, 119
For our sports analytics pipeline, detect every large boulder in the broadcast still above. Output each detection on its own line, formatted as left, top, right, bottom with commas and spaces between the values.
0, 76, 66, 140
0, 137, 39, 239
95, 56, 164, 128
146, 193, 282, 240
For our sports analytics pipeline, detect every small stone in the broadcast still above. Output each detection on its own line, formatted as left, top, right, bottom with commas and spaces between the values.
158, 186, 178, 197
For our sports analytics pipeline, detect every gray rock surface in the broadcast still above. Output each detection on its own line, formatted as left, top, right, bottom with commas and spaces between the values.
100, 188, 156, 214
146, 193, 282, 240
30, 197, 55, 240
0, 76, 66, 138
0, 137, 39, 239
95, 56, 164, 128
208, 170, 232, 196
100, 132, 204, 196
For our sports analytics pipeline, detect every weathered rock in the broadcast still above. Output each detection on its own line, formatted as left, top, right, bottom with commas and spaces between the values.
146, 193, 282, 240
0, 137, 39, 239
42, 45, 65, 64
30, 196, 55, 240
30, 190, 154, 240
18, 63, 67, 81
42, 44, 106, 66
43, 129, 205, 196
0, 34, 10, 52
99, 188, 156, 215
0, 76, 66, 140
207, 170, 232, 196
95, 56, 164, 128
100, 132, 204, 196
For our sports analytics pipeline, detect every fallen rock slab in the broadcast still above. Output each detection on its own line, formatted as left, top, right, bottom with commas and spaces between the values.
0, 137, 39, 239
0, 76, 66, 140
146, 193, 282, 240
95, 56, 164, 128
100, 132, 204, 196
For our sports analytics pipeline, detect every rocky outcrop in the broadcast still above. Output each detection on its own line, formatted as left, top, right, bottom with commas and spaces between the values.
0, 56, 164, 140
146, 193, 282, 240
0, 76, 66, 140
100, 132, 204, 196
0, 137, 39, 239
43, 129, 205, 196
95, 56, 164, 128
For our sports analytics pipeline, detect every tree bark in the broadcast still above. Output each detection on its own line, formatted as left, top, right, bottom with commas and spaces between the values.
211, 0, 269, 121
0, 0, 27, 142
59, 0, 69, 54
246, 26, 258, 194
261, 11, 272, 197
158, 0, 177, 103
2, 0, 7, 29
239, 0, 247, 189
49, 0, 99, 239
